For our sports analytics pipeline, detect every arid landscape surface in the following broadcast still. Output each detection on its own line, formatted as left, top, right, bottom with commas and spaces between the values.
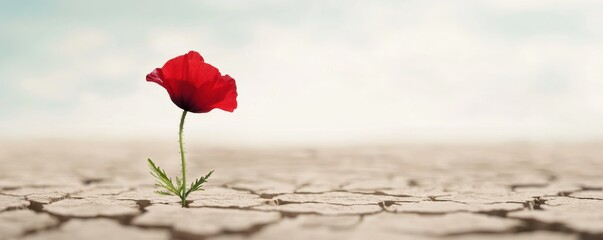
1, 141, 602, 240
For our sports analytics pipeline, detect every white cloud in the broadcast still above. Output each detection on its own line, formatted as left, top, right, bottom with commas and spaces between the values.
477, 0, 601, 10
18, 72, 78, 101
54, 29, 112, 55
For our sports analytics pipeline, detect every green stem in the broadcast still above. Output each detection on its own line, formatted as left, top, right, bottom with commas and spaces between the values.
179, 110, 188, 207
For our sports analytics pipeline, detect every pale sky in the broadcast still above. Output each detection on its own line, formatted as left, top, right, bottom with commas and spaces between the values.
1, 0, 602, 145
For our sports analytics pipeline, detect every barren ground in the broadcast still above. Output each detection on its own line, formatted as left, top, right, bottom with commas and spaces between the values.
1, 141, 602, 240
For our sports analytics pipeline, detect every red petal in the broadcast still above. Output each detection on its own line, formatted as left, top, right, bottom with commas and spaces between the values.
186, 50, 204, 62
147, 50, 237, 113
208, 75, 238, 112
163, 62, 221, 112
146, 68, 164, 85
160, 51, 205, 82
187, 61, 221, 88
168, 81, 197, 111
190, 74, 238, 113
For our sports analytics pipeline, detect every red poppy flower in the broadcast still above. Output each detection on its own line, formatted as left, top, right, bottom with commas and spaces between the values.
146, 51, 237, 113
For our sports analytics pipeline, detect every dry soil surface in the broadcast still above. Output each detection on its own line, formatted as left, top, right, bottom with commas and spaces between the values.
1, 141, 602, 240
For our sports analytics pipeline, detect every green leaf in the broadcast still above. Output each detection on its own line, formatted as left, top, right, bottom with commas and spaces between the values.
148, 158, 181, 197
185, 170, 214, 197
155, 190, 174, 196
175, 177, 184, 195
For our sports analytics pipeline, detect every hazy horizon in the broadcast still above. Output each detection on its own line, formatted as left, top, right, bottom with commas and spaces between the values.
1, 0, 602, 145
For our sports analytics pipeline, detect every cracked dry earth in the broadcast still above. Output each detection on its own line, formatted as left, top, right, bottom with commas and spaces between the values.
1, 141, 603, 240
